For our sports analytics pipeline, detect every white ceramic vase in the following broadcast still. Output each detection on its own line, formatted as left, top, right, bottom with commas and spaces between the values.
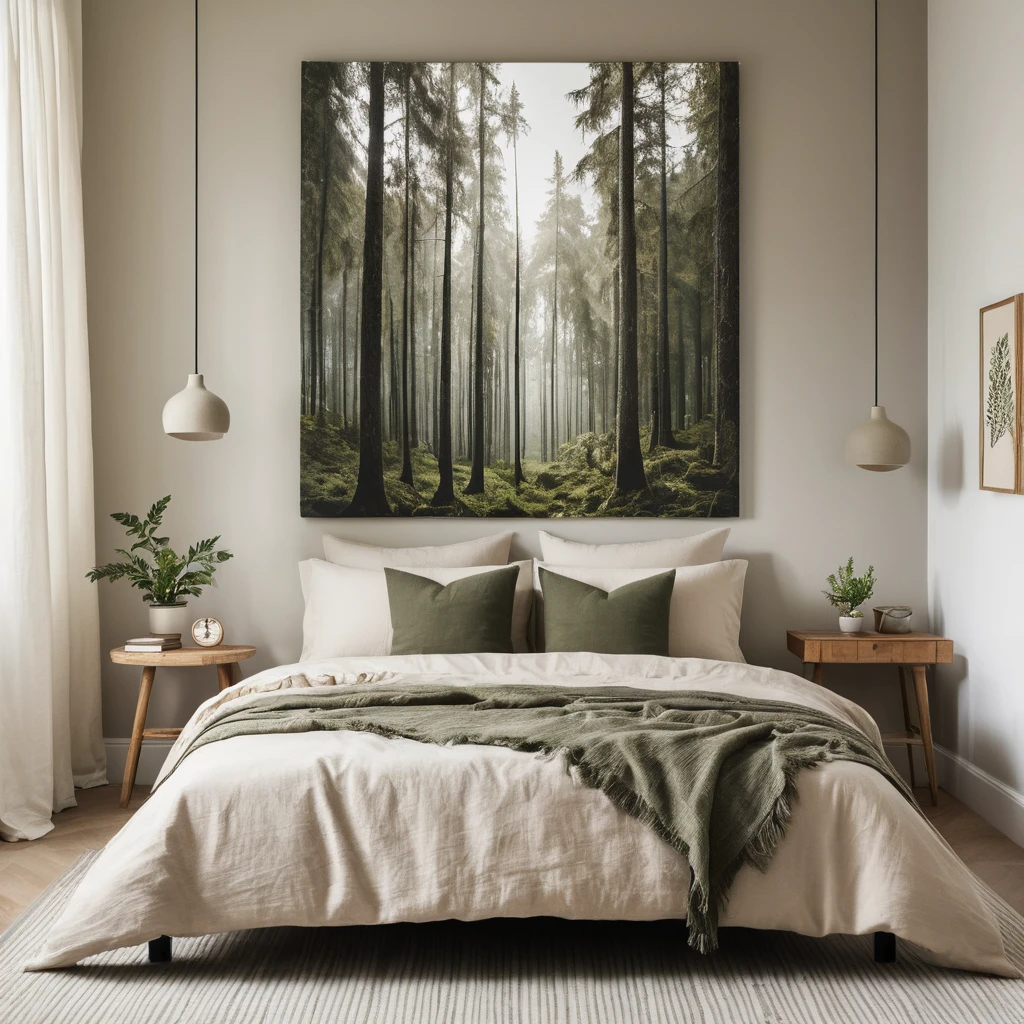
148, 603, 190, 636
838, 615, 864, 634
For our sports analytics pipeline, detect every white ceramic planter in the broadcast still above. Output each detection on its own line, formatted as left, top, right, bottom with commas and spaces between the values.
148, 603, 189, 636
838, 615, 864, 634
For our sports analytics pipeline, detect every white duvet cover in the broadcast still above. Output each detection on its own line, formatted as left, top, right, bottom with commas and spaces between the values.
26, 654, 1024, 975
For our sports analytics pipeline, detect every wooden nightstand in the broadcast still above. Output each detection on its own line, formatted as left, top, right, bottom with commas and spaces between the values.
110, 645, 256, 807
786, 630, 953, 806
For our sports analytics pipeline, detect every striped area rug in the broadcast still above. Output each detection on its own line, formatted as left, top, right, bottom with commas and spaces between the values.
3, 855, 1024, 1024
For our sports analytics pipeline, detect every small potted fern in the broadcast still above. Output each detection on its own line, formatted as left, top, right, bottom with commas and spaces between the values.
823, 558, 876, 633
87, 496, 233, 635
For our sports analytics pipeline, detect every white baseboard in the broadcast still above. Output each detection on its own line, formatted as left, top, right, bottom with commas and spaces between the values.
935, 742, 1024, 848
104, 738, 175, 788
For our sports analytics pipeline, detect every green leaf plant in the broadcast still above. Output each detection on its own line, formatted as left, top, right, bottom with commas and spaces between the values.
986, 331, 1015, 450
822, 557, 876, 617
86, 495, 233, 606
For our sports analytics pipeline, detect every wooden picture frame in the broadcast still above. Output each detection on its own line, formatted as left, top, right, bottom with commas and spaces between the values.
979, 294, 1023, 493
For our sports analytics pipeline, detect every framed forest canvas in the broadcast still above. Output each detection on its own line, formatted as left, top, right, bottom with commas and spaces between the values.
979, 294, 1022, 494
300, 62, 739, 518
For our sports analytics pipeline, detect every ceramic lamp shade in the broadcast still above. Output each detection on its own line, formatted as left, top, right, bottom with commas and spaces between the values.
845, 406, 910, 472
162, 374, 230, 441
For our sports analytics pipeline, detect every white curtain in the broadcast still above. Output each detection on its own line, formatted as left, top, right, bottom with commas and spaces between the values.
0, 0, 105, 842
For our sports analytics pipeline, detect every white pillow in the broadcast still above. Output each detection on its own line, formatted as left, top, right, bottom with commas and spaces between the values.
534, 560, 747, 663
537, 528, 729, 568
300, 559, 534, 660
323, 533, 513, 569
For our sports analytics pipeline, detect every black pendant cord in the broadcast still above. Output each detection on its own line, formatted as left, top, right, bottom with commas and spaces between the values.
192, 0, 196, 374
872, 0, 880, 407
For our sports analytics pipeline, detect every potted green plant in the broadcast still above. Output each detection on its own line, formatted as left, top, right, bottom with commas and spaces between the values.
87, 496, 233, 635
822, 557, 876, 633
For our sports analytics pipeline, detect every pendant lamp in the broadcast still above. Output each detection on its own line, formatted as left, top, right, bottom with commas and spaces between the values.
845, 0, 909, 472
162, 0, 230, 441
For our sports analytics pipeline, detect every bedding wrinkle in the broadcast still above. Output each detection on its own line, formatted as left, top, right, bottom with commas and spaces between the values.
23, 654, 1024, 976
310, 751, 388, 921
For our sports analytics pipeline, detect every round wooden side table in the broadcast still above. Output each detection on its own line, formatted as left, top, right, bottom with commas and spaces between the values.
110, 645, 257, 807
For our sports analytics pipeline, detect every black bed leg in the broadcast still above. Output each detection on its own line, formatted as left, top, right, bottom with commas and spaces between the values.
148, 935, 172, 963
874, 931, 896, 964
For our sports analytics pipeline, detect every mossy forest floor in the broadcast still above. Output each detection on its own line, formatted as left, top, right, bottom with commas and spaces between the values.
301, 417, 738, 518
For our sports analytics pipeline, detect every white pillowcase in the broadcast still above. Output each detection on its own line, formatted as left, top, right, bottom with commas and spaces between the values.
534, 560, 747, 663
537, 528, 729, 568
322, 533, 513, 569
300, 559, 534, 661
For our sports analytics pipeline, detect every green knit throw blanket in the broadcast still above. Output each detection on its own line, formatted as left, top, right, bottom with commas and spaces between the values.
164, 683, 913, 952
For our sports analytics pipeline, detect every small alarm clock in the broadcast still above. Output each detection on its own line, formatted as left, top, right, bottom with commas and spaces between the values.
191, 617, 224, 648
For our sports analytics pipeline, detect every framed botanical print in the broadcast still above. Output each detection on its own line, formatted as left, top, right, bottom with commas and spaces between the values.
979, 294, 1023, 494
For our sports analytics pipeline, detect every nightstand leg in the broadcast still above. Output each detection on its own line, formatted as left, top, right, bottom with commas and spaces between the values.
911, 665, 938, 806
216, 663, 234, 692
121, 666, 157, 808
897, 667, 917, 791
811, 662, 823, 685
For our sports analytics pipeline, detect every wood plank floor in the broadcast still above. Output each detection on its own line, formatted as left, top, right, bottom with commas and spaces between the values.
0, 786, 148, 931
2, 785, 1023, 932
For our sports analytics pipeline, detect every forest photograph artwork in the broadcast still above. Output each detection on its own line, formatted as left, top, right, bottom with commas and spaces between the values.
300, 61, 739, 518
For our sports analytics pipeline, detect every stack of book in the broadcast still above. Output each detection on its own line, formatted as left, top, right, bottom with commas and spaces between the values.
123, 634, 182, 653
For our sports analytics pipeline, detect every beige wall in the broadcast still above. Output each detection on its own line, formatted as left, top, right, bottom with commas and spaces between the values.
82, 0, 927, 740
928, 0, 1024, 843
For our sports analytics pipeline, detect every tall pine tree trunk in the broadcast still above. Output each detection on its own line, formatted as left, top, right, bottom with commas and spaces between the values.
505, 321, 511, 460
513, 135, 524, 484
601, 323, 609, 433
317, 106, 331, 420
346, 61, 391, 516
310, 81, 332, 421
458, 327, 466, 458
610, 62, 648, 497
489, 344, 496, 464
522, 352, 527, 459
303, 277, 311, 417
410, 184, 419, 450
432, 64, 457, 506
467, 236, 476, 461
332, 305, 341, 420
456, 327, 462, 457
431, 201, 440, 452
541, 357, 548, 461
550, 278, 557, 458
577, 333, 583, 435
713, 62, 739, 467
353, 267, 361, 422
654, 68, 676, 447
465, 67, 487, 494
388, 290, 398, 440
612, 265, 620, 435
588, 342, 595, 432
565, 330, 571, 440
399, 73, 414, 485
647, 275, 659, 453
643, 272, 658, 453
676, 289, 686, 428
550, 183, 559, 459
694, 271, 703, 421
341, 266, 348, 428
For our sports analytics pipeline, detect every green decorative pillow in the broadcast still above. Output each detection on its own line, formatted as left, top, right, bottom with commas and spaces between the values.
539, 567, 676, 656
385, 564, 521, 655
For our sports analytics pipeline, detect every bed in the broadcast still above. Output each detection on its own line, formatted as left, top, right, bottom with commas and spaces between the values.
25, 651, 1024, 976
